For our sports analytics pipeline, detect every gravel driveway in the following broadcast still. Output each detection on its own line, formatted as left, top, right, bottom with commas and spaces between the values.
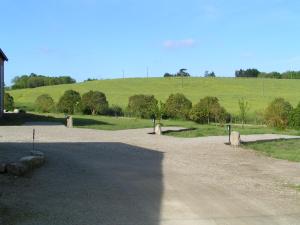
0, 125, 300, 225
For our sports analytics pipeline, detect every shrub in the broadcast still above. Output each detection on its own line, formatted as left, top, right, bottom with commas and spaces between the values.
106, 105, 124, 117
35, 94, 55, 113
264, 98, 293, 129
289, 102, 300, 129
4, 93, 14, 111
190, 96, 229, 124
81, 91, 108, 115
127, 94, 158, 119
164, 93, 192, 119
238, 98, 250, 126
57, 90, 81, 114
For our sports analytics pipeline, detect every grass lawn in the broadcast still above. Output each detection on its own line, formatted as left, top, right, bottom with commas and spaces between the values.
243, 139, 300, 162
164, 124, 300, 137
1, 113, 299, 137
8, 77, 300, 116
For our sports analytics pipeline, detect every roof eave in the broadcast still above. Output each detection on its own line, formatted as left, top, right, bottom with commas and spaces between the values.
0, 49, 8, 61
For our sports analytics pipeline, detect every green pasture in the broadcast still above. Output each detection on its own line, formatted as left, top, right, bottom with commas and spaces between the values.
243, 139, 300, 162
8, 77, 300, 116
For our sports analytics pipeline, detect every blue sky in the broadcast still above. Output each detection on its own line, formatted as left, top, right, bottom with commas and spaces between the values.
1, 0, 300, 84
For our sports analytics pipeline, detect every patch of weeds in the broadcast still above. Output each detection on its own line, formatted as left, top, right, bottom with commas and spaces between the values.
289, 184, 300, 191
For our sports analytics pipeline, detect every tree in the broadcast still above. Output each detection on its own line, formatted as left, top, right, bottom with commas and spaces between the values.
176, 68, 190, 77
35, 94, 55, 113
204, 71, 216, 77
264, 98, 293, 129
57, 90, 81, 114
11, 73, 76, 89
289, 102, 300, 129
235, 69, 260, 78
81, 91, 108, 115
190, 96, 228, 124
163, 73, 173, 77
282, 71, 300, 79
238, 98, 250, 127
4, 93, 14, 111
127, 95, 158, 119
164, 93, 192, 119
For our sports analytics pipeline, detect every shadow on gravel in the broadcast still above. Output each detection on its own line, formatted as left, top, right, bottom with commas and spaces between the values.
0, 142, 163, 225
162, 128, 196, 134
0, 113, 113, 127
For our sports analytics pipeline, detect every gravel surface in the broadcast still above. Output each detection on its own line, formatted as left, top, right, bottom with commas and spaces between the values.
0, 125, 300, 225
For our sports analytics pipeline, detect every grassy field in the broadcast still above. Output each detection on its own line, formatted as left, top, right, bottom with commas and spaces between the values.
243, 139, 300, 162
165, 125, 300, 137
8, 77, 300, 116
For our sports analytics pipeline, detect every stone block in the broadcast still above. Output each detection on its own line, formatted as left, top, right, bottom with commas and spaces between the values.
19, 156, 45, 169
155, 124, 162, 135
7, 162, 29, 176
66, 116, 73, 128
230, 131, 241, 146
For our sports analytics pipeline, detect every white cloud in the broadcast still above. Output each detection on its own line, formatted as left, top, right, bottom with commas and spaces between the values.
163, 39, 196, 49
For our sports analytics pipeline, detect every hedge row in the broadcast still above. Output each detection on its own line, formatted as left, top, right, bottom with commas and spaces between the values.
35, 90, 123, 117
4, 91, 300, 129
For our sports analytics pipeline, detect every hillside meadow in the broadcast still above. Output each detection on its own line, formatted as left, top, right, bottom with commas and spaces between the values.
8, 77, 300, 116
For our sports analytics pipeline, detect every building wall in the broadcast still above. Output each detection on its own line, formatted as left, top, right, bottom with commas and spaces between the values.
0, 58, 4, 117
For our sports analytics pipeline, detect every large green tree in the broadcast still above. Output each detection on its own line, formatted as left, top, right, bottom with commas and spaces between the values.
81, 91, 108, 115
190, 96, 228, 124
35, 94, 55, 113
57, 90, 81, 114
264, 98, 293, 129
164, 93, 192, 119
127, 95, 158, 119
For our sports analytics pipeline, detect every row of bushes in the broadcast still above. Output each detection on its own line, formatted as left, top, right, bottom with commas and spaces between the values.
34, 92, 230, 124
4, 91, 300, 129
125, 94, 230, 125
34, 90, 123, 117
31, 91, 229, 124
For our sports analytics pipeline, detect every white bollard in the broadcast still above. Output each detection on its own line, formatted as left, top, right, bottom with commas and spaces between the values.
155, 124, 162, 135
230, 131, 241, 146
66, 116, 73, 128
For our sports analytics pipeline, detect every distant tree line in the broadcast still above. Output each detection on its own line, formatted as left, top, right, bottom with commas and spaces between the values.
235, 69, 300, 79
11, 73, 76, 89
164, 69, 217, 78
164, 69, 191, 77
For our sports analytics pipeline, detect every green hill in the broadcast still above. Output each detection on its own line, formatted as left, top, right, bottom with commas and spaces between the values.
8, 77, 300, 115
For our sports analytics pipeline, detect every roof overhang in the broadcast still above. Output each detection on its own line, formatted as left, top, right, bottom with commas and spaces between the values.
0, 49, 8, 61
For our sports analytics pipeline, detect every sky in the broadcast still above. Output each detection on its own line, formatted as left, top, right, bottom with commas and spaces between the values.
1, 0, 300, 85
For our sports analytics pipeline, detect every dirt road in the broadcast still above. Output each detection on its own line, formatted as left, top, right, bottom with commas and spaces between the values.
0, 125, 300, 225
